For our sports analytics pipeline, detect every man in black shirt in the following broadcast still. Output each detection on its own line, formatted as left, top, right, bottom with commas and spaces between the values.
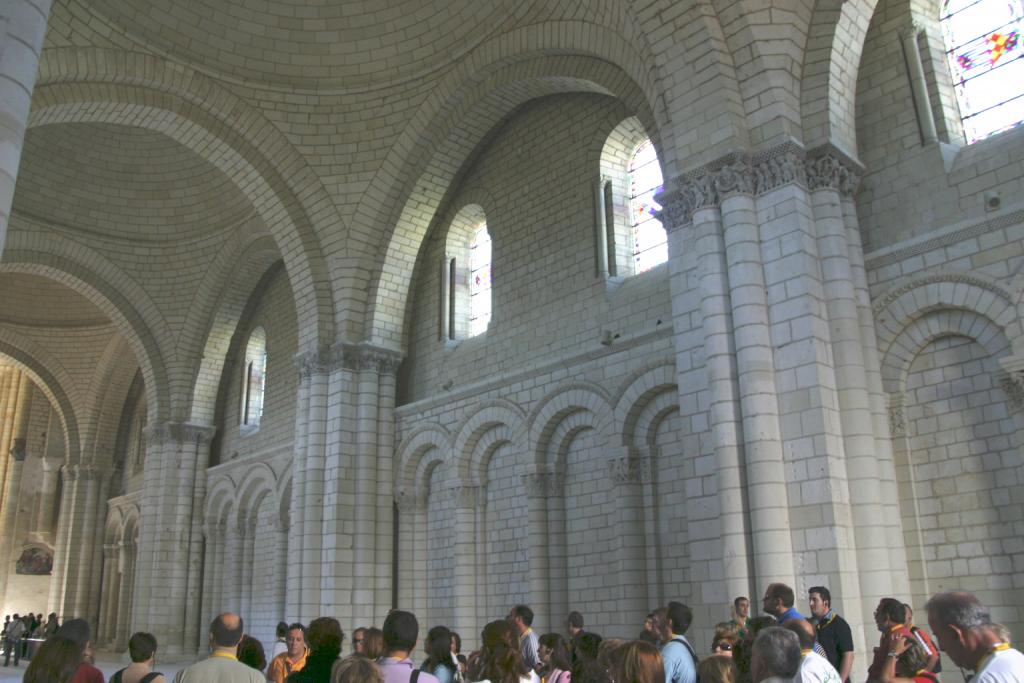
808, 586, 854, 683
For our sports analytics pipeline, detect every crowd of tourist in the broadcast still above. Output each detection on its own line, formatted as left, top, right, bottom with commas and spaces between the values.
12, 587, 1024, 683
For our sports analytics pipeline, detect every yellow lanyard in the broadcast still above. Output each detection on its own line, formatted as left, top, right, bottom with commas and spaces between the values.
975, 643, 1011, 673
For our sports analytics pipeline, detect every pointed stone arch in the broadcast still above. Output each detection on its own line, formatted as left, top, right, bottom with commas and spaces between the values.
31, 47, 338, 352
0, 328, 81, 457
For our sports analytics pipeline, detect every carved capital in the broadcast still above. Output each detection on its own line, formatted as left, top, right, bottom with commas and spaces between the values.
66, 464, 99, 482
331, 342, 404, 375
806, 148, 862, 197
751, 146, 808, 195
521, 471, 565, 498
713, 160, 756, 198
294, 348, 335, 379
9, 438, 27, 462
901, 20, 925, 41
394, 488, 428, 513
1000, 374, 1024, 410
888, 395, 905, 438
145, 422, 216, 447
608, 456, 650, 485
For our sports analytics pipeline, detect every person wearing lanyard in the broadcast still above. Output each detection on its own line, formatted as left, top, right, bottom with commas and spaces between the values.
172, 613, 265, 683
808, 587, 854, 683
925, 591, 1024, 683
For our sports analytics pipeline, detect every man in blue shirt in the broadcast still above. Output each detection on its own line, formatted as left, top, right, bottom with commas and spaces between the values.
660, 601, 697, 683
763, 583, 804, 624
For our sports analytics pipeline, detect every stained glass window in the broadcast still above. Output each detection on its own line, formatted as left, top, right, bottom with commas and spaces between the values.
242, 327, 267, 427
941, 0, 1024, 142
469, 223, 491, 337
629, 139, 667, 273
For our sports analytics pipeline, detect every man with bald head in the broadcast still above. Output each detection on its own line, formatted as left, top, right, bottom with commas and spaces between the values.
173, 613, 265, 683
784, 620, 840, 683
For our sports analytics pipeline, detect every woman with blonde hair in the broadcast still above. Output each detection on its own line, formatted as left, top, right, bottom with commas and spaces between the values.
607, 641, 663, 683
698, 656, 737, 683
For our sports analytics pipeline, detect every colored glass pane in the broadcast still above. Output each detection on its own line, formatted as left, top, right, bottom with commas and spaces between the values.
469, 223, 491, 337
628, 139, 666, 273
942, 0, 1024, 142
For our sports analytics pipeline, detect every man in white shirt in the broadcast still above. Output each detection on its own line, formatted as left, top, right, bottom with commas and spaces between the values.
784, 620, 841, 683
926, 591, 1024, 683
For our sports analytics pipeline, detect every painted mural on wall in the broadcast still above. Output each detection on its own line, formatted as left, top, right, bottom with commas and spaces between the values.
16, 547, 53, 575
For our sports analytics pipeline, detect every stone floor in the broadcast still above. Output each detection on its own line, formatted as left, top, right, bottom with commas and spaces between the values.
0, 652, 186, 680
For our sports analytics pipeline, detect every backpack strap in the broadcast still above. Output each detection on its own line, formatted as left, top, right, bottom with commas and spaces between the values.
674, 637, 699, 668
140, 674, 164, 683
411, 669, 421, 683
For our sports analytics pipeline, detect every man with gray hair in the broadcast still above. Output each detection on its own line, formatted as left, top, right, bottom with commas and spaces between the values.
752, 626, 803, 683
925, 591, 1023, 683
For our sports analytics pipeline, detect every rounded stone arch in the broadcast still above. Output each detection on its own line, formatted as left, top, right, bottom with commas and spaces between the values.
874, 273, 1020, 391
233, 462, 280, 531
0, 329, 81, 458
104, 508, 124, 546
31, 48, 339, 352
801, 0, 880, 155
120, 506, 141, 546
359, 23, 675, 349
451, 400, 527, 487
204, 475, 240, 530
187, 246, 287, 425
276, 472, 292, 528
612, 361, 678, 447
880, 309, 1013, 396
80, 335, 143, 466
394, 424, 452, 504
527, 383, 614, 471
1, 234, 170, 420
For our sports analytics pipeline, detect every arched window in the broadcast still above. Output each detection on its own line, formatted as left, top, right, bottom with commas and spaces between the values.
440, 205, 491, 341
941, 0, 1024, 142
628, 139, 667, 273
241, 326, 267, 427
468, 222, 492, 337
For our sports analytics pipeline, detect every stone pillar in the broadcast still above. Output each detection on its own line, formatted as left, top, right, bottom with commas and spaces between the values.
0, 0, 52, 259
0, 372, 30, 510
133, 423, 214, 653
521, 473, 551, 633
291, 351, 329, 622
544, 477, 568, 635
900, 22, 939, 146
842, 194, 911, 598
70, 467, 105, 625
608, 452, 649, 635
313, 343, 401, 626
0, 375, 31, 598
394, 492, 427, 618
807, 150, 883, 621
115, 541, 135, 651
226, 524, 244, 613
47, 464, 75, 616
660, 184, 752, 604
716, 168, 796, 588
271, 516, 288, 623
200, 521, 223, 630
98, 543, 119, 646
35, 456, 60, 538
451, 484, 480, 639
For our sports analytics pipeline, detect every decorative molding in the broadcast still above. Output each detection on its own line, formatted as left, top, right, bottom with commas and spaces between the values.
888, 404, 906, 437
294, 348, 336, 379
330, 342, 404, 375
656, 142, 863, 227
865, 209, 1024, 270
145, 422, 216, 447
999, 375, 1024, 410
521, 471, 565, 498
870, 271, 1014, 316
393, 489, 427, 513
901, 20, 925, 40
608, 456, 650, 485
9, 437, 27, 462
